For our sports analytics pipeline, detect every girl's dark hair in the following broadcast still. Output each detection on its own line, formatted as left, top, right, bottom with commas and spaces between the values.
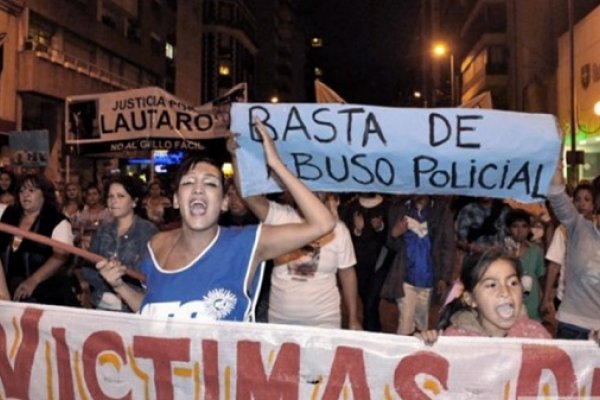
0, 168, 16, 195
504, 208, 531, 228
573, 181, 596, 215
84, 183, 102, 194
573, 181, 594, 199
436, 247, 522, 330
173, 154, 224, 191
104, 174, 145, 200
15, 173, 60, 214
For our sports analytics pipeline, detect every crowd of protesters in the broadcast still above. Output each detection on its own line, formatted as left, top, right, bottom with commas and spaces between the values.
0, 147, 598, 344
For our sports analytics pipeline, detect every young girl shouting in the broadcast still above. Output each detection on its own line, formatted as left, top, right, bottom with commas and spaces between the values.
418, 247, 551, 344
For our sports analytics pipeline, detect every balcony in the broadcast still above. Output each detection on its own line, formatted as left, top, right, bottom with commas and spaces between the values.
461, 61, 508, 109
18, 47, 140, 98
460, 0, 507, 52
202, 0, 257, 47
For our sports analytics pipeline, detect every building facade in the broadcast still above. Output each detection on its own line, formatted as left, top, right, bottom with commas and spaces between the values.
251, 0, 305, 103
200, 0, 257, 103
423, 0, 600, 179
0, 0, 203, 181
558, 3, 600, 179
422, 0, 563, 111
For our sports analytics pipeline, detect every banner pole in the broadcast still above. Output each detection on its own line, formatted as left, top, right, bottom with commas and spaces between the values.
150, 150, 155, 183
65, 154, 70, 183
0, 222, 146, 282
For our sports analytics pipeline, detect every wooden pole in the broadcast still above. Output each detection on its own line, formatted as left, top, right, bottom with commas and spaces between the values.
0, 222, 145, 282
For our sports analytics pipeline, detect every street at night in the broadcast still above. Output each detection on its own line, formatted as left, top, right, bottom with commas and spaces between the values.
0, 0, 599, 398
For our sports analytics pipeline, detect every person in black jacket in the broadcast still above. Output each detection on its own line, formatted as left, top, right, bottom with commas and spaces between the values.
0, 173, 79, 306
341, 193, 391, 331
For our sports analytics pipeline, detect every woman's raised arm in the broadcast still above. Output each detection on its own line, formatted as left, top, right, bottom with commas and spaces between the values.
250, 120, 335, 265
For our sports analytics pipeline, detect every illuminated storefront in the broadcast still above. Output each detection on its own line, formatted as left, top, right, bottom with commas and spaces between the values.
558, 5, 600, 180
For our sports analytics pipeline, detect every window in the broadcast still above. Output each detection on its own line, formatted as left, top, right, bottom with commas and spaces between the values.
488, 45, 506, 64
112, 0, 139, 16
219, 3, 233, 21
165, 42, 174, 59
218, 63, 231, 76
150, 34, 162, 54
218, 34, 232, 54
29, 26, 52, 52
127, 18, 141, 43
101, 11, 118, 29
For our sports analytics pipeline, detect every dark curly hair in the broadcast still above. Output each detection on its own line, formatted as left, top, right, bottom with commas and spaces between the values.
504, 208, 531, 228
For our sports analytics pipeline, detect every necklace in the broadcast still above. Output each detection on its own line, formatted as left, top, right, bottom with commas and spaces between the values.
86, 207, 103, 227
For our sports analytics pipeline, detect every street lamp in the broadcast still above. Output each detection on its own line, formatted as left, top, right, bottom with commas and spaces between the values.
432, 42, 455, 106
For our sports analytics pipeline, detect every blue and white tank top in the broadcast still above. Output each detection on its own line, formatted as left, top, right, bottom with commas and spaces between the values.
139, 225, 264, 322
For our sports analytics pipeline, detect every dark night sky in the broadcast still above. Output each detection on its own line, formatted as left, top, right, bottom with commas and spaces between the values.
297, 0, 422, 106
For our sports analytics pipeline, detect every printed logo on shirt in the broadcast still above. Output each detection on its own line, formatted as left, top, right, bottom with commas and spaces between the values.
140, 288, 237, 320
287, 242, 320, 279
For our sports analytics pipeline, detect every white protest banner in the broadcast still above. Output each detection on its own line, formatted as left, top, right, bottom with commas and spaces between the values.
0, 302, 598, 399
231, 103, 562, 202
65, 85, 246, 154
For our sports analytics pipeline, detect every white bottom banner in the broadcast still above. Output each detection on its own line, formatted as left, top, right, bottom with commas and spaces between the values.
0, 301, 598, 399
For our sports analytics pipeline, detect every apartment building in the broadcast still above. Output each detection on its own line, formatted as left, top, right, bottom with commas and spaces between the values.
201, 0, 257, 103
0, 0, 258, 181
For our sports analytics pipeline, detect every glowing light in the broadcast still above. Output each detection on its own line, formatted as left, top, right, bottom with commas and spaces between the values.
165, 42, 174, 60
432, 43, 449, 57
311, 37, 323, 47
594, 101, 600, 116
218, 64, 230, 76
270, 95, 279, 103
221, 162, 234, 178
